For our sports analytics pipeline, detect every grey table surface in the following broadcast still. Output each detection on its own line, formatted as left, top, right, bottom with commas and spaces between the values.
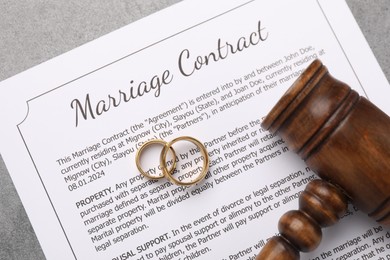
0, 1, 389, 259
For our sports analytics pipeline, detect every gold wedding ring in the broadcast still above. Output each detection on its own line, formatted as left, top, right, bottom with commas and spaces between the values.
136, 139, 176, 179
160, 136, 209, 186
135, 136, 209, 186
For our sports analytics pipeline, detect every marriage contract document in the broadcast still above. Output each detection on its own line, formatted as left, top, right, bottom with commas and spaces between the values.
1, 0, 389, 259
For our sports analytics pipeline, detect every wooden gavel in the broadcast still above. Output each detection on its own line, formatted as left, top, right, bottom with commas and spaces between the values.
256, 60, 390, 259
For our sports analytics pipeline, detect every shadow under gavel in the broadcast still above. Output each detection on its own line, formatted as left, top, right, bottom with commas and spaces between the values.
256, 59, 390, 259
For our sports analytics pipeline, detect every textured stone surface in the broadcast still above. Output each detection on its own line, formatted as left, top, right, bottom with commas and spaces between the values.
0, 1, 388, 259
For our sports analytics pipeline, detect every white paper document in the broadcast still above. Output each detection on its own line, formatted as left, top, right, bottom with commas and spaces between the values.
1, 0, 389, 259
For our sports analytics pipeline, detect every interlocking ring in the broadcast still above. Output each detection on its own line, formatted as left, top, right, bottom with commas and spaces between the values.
160, 136, 209, 186
135, 136, 209, 186
135, 139, 176, 179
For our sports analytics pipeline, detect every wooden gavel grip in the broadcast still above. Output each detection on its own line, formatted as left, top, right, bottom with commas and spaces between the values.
257, 59, 390, 259
255, 179, 348, 260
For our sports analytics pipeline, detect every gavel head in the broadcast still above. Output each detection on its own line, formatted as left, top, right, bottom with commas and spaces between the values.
261, 59, 390, 225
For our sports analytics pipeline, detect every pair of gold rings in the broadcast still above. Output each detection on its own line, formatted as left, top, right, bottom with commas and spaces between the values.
135, 136, 209, 186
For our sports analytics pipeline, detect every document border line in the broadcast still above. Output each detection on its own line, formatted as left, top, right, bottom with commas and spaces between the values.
16, 1, 370, 258
316, 0, 368, 99
16, 1, 256, 259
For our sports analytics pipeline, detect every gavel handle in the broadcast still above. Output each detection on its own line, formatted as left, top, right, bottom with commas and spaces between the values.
255, 179, 348, 260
